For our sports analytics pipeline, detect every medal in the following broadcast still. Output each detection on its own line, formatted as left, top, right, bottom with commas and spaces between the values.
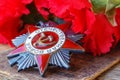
7, 22, 85, 77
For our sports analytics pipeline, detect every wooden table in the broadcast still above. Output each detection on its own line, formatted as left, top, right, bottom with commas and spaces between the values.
0, 44, 120, 80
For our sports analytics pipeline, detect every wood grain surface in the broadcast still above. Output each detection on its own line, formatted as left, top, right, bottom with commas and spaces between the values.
0, 44, 120, 80
96, 63, 120, 80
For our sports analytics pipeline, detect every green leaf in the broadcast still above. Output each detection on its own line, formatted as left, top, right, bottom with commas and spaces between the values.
91, 0, 120, 26
106, 0, 120, 12
91, 0, 107, 13
105, 0, 120, 26
106, 9, 116, 26
116, 4, 120, 8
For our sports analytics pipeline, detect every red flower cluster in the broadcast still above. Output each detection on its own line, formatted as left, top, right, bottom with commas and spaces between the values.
0, 0, 32, 45
0, 0, 120, 55
114, 8, 120, 45
35, 0, 93, 33
83, 14, 114, 56
34, 0, 117, 55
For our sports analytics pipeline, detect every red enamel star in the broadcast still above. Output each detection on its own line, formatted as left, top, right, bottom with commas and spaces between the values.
7, 25, 85, 76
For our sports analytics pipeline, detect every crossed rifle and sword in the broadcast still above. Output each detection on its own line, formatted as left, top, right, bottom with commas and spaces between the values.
33, 33, 56, 48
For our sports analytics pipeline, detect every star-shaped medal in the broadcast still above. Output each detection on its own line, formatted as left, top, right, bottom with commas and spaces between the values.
7, 25, 85, 77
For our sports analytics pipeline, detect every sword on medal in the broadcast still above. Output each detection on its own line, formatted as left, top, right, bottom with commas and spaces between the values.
7, 21, 85, 77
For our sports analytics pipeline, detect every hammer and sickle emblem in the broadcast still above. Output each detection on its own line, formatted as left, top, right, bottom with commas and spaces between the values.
33, 33, 56, 48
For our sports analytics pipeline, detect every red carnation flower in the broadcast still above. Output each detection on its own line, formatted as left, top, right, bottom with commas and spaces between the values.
115, 8, 120, 26
113, 8, 120, 45
0, 0, 32, 45
83, 14, 114, 56
34, 0, 49, 19
35, 0, 93, 33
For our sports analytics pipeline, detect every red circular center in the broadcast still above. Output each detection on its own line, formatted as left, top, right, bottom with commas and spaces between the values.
32, 31, 59, 49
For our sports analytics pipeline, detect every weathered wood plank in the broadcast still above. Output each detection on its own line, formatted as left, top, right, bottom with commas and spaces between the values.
0, 44, 119, 80
96, 63, 120, 80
